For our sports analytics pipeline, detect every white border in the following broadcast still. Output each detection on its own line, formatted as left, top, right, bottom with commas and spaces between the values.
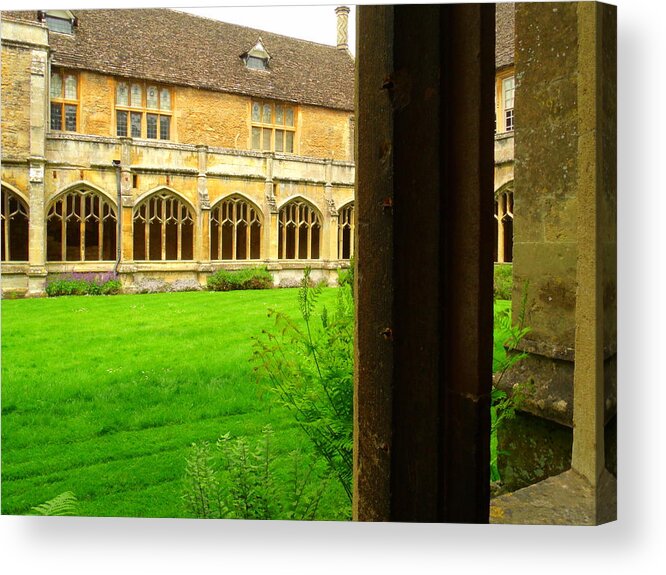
2, 1, 664, 573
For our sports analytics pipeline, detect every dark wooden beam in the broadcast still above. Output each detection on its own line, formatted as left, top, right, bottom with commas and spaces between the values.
354, 3, 495, 523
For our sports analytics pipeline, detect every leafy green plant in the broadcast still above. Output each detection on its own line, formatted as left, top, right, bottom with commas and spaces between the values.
30, 491, 78, 516
252, 268, 354, 506
182, 425, 328, 520
490, 285, 531, 483
493, 263, 513, 300
207, 267, 274, 291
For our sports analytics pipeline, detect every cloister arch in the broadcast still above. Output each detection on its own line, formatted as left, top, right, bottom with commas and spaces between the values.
210, 194, 263, 261
133, 188, 194, 261
46, 183, 117, 261
1, 184, 29, 262
277, 197, 322, 260
494, 182, 514, 263
337, 200, 355, 260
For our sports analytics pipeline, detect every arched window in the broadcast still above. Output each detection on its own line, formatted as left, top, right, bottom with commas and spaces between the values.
338, 202, 354, 260
210, 196, 262, 260
494, 189, 514, 263
46, 188, 116, 261
1, 187, 29, 262
133, 191, 194, 261
278, 199, 321, 260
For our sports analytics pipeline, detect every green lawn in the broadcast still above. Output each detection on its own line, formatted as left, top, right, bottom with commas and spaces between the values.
1, 288, 347, 519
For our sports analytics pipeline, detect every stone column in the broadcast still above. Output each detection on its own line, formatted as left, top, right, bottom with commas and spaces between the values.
264, 153, 279, 261
196, 145, 210, 265
26, 46, 49, 297
500, 2, 616, 503
119, 138, 134, 263
324, 159, 339, 263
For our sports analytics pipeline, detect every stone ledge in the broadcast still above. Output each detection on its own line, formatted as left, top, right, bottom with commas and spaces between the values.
490, 468, 616, 525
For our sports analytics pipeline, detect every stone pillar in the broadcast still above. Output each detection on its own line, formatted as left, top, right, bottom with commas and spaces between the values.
264, 153, 279, 261
27, 157, 47, 296
196, 145, 210, 264
324, 159, 339, 263
119, 138, 134, 263
26, 45, 49, 297
571, 2, 616, 494
501, 2, 616, 508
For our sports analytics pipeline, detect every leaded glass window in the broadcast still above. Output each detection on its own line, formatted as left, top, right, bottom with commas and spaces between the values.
50, 68, 78, 132
251, 100, 296, 153
115, 80, 172, 140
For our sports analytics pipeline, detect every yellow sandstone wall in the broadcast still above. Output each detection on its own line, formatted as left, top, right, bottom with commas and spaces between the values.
298, 104, 352, 160
78, 71, 115, 136
71, 71, 353, 160
1, 45, 32, 158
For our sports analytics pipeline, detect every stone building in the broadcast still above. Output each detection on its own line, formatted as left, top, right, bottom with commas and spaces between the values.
1, 5, 517, 296
1, 7, 355, 295
494, 2, 515, 264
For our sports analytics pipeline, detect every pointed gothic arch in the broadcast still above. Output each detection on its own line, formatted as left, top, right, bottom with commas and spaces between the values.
494, 182, 514, 263
277, 197, 322, 260
133, 189, 194, 261
46, 184, 117, 261
210, 194, 263, 261
1, 185, 30, 262
337, 200, 355, 260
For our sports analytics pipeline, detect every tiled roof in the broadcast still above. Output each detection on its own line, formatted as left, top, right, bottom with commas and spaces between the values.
496, 2, 515, 69
2, 8, 355, 111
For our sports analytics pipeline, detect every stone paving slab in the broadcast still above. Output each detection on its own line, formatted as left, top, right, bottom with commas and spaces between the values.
490, 469, 616, 525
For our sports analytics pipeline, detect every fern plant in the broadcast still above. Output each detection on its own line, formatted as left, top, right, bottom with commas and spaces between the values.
252, 268, 354, 505
30, 491, 78, 516
490, 285, 531, 483
182, 425, 329, 520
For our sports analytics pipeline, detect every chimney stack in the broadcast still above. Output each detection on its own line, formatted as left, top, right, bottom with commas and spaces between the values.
335, 6, 350, 51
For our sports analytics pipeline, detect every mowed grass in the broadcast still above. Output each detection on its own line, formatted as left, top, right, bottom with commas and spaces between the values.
1, 288, 346, 519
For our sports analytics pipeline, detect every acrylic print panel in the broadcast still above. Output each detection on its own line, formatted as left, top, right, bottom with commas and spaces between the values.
1, 2, 615, 526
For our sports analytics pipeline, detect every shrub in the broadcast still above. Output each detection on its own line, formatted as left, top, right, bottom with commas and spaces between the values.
207, 267, 273, 292
252, 268, 354, 508
45, 272, 121, 297
493, 263, 513, 300
182, 426, 329, 520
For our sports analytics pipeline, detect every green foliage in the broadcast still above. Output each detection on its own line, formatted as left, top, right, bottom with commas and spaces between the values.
490, 286, 531, 483
30, 491, 78, 516
253, 268, 354, 509
45, 273, 121, 297
207, 267, 274, 292
493, 263, 513, 300
337, 256, 355, 295
182, 425, 329, 520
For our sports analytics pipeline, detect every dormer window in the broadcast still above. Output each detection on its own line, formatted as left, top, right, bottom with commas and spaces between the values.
246, 56, 267, 71
40, 10, 76, 35
242, 39, 270, 71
